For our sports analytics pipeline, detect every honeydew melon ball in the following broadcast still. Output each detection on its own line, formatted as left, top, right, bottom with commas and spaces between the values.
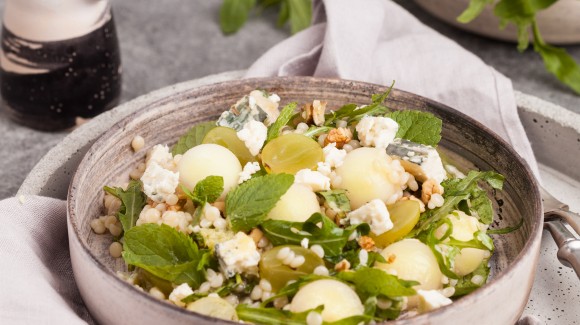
290, 279, 364, 322
435, 211, 488, 276
186, 296, 238, 321
267, 184, 321, 222
334, 147, 404, 209
178, 144, 242, 199
375, 239, 442, 290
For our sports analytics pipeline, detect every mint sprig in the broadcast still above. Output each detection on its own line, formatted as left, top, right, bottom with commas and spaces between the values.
171, 121, 216, 156
386, 110, 442, 147
225, 173, 294, 232
103, 180, 147, 234
181, 175, 224, 206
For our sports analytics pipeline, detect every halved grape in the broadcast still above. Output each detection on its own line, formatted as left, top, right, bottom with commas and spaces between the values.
261, 133, 323, 174
202, 126, 255, 165
371, 200, 421, 248
259, 245, 325, 292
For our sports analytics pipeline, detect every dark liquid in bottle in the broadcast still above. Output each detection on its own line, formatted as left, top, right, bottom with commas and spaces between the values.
0, 16, 121, 131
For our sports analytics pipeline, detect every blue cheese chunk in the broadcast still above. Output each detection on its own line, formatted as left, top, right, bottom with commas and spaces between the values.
217, 90, 280, 130
386, 139, 447, 184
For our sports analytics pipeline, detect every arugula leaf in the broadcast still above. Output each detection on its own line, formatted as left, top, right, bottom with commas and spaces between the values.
287, 0, 312, 34
219, 0, 256, 34
302, 125, 333, 138
336, 267, 417, 299
171, 121, 216, 156
261, 213, 368, 256
237, 304, 323, 325
267, 102, 297, 141
226, 173, 294, 232
317, 189, 351, 215
457, 0, 494, 23
386, 110, 442, 146
103, 180, 147, 233
122, 224, 207, 288
486, 218, 524, 234
324, 83, 394, 126
181, 176, 224, 206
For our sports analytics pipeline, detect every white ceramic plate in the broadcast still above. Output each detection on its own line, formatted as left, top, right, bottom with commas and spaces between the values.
18, 71, 580, 324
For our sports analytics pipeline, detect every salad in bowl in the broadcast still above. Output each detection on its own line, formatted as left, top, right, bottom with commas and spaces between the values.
90, 86, 507, 324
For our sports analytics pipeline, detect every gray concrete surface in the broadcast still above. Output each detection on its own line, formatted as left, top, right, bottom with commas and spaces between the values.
0, 0, 578, 199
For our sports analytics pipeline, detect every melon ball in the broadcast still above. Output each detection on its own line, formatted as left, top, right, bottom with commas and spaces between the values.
334, 147, 405, 209
290, 279, 364, 322
186, 296, 237, 321
267, 184, 321, 222
435, 211, 488, 276
178, 144, 242, 198
375, 239, 442, 290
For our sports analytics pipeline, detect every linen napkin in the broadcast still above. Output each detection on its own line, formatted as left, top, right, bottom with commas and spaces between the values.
1, 1, 541, 324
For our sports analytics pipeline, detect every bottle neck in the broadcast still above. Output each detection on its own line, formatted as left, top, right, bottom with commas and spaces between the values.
3, 0, 111, 42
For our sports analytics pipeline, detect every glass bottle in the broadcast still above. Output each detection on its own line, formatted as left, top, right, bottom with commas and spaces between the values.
0, 0, 122, 131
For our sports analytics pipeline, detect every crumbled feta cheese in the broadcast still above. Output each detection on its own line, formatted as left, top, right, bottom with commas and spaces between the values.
199, 228, 235, 251
237, 120, 267, 156
316, 162, 333, 178
215, 232, 261, 277
140, 162, 179, 202
169, 283, 194, 307
346, 199, 393, 236
238, 162, 261, 184
322, 143, 347, 168
295, 169, 331, 192
146, 144, 174, 170
268, 93, 281, 103
356, 116, 399, 149
417, 290, 452, 313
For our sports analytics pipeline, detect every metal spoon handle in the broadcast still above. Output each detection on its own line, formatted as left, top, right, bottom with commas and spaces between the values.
545, 219, 580, 279
546, 209, 580, 236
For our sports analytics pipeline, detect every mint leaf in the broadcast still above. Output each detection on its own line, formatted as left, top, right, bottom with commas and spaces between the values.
457, 0, 494, 23
236, 304, 322, 325
276, 0, 290, 27
226, 173, 294, 232
287, 0, 312, 34
122, 224, 207, 288
171, 121, 216, 156
261, 213, 369, 256
182, 176, 224, 206
386, 110, 442, 146
267, 102, 297, 142
317, 189, 351, 212
336, 267, 417, 299
103, 180, 146, 234
219, 0, 256, 34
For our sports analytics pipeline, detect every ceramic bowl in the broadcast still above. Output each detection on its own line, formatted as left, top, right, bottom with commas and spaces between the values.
67, 77, 542, 324
414, 0, 580, 45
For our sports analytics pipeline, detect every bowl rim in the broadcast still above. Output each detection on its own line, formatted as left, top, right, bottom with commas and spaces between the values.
67, 76, 543, 324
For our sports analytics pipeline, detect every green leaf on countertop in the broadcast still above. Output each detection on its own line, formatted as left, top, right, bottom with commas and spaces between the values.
181, 175, 224, 206
267, 102, 297, 141
103, 180, 147, 234
386, 110, 442, 146
236, 304, 323, 325
276, 0, 290, 27
287, 0, 312, 34
336, 267, 417, 300
219, 0, 256, 34
457, 0, 494, 23
122, 224, 207, 288
226, 173, 294, 232
261, 213, 369, 256
171, 121, 217, 156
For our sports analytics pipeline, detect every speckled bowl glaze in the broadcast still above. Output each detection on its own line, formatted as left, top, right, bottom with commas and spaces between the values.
68, 77, 542, 325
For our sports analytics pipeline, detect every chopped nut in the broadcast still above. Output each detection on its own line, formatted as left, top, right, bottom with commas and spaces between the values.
334, 259, 351, 272
249, 228, 264, 244
167, 205, 182, 212
301, 100, 327, 126
386, 253, 396, 264
400, 195, 426, 212
358, 236, 376, 251
421, 179, 444, 204
324, 127, 353, 149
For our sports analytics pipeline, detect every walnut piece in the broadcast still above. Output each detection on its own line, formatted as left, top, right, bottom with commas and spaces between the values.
358, 236, 376, 251
334, 259, 351, 272
421, 179, 444, 204
301, 100, 327, 126
324, 127, 353, 149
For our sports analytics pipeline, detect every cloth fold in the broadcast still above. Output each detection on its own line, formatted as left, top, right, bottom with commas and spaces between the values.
1, 0, 541, 324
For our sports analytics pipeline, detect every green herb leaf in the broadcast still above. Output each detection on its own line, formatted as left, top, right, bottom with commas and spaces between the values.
336, 267, 417, 299
103, 180, 147, 234
261, 213, 368, 256
487, 218, 524, 235
386, 110, 442, 146
277, 0, 290, 28
122, 224, 207, 288
267, 102, 297, 141
226, 173, 294, 232
457, 0, 494, 23
171, 121, 217, 156
453, 259, 490, 297
182, 176, 224, 206
236, 304, 322, 325
317, 189, 351, 216
287, 0, 312, 34
219, 0, 256, 34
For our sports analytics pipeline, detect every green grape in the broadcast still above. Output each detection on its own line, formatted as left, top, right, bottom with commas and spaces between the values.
371, 200, 421, 248
261, 133, 323, 174
259, 245, 325, 292
202, 126, 255, 165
